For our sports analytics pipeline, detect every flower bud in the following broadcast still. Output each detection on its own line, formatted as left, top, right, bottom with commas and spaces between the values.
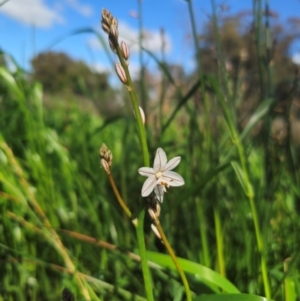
100, 143, 108, 157
101, 23, 110, 34
155, 202, 161, 218
133, 106, 146, 125
121, 41, 130, 61
139, 106, 146, 124
101, 9, 119, 51
101, 9, 113, 34
115, 63, 127, 84
109, 24, 119, 41
148, 202, 161, 221
151, 224, 162, 240
109, 36, 117, 53
148, 208, 157, 221
111, 17, 118, 29
101, 158, 111, 174
100, 143, 113, 166
132, 218, 138, 226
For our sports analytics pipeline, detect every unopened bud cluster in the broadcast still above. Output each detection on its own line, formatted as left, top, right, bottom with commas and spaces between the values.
101, 9, 119, 52
101, 8, 131, 85
149, 202, 162, 240
100, 143, 113, 174
101, 9, 130, 61
148, 202, 161, 222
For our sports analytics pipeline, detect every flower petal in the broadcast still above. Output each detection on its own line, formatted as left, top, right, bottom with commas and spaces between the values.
141, 175, 157, 197
162, 156, 181, 171
138, 167, 155, 177
154, 185, 164, 203
153, 148, 167, 172
162, 171, 185, 186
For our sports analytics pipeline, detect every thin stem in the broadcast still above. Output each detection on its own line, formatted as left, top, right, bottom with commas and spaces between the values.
253, 0, 265, 99
104, 162, 153, 301
116, 45, 149, 167
115, 39, 154, 301
108, 173, 132, 218
137, 0, 147, 117
214, 206, 226, 277
159, 28, 167, 135
155, 221, 192, 301
195, 197, 210, 267
136, 210, 154, 300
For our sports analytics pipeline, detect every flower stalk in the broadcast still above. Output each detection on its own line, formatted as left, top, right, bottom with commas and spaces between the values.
149, 204, 192, 301
142, 148, 191, 300
100, 144, 131, 219
108, 173, 132, 219
101, 9, 153, 301
101, 10, 190, 301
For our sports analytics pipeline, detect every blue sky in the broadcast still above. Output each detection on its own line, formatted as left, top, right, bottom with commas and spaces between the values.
1, 0, 300, 79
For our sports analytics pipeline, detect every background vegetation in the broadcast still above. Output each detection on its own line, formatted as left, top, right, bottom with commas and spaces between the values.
0, 2, 300, 301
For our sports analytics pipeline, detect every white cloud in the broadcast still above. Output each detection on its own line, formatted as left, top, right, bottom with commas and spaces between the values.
128, 61, 140, 80
88, 21, 172, 54
119, 22, 172, 54
292, 53, 300, 65
90, 62, 112, 74
0, 0, 64, 28
88, 35, 104, 50
64, 0, 93, 17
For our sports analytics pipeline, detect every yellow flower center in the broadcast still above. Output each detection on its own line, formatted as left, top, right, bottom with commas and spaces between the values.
155, 171, 162, 179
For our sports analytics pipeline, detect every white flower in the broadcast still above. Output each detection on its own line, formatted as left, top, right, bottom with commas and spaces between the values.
138, 147, 185, 202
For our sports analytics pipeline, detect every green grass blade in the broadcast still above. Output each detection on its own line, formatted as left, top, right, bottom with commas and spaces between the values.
146, 251, 240, 293
240, 98, 274, 141
194, 294, 274, 301
0, 66, 24, 100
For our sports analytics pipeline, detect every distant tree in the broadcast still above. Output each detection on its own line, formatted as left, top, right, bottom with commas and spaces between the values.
31, 51, 125, 117
190, 10, 300, 123
31, 51, 109, 96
